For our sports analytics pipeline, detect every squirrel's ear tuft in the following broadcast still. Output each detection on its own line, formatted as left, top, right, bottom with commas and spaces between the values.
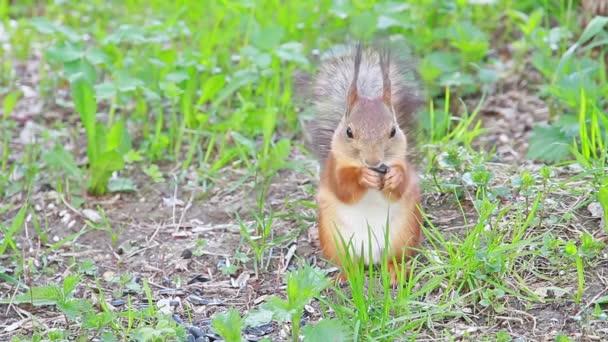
346, 42, 363, 117
379, 47, 392, 109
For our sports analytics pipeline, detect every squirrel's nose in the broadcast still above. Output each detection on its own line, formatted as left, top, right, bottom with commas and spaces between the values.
365, 159, 382, 168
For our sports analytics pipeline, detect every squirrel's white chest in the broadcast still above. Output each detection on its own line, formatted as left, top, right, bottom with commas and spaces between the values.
334, 190, 402, 264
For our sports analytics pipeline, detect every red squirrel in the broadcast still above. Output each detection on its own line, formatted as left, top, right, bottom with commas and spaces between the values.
301, 43, 425, 286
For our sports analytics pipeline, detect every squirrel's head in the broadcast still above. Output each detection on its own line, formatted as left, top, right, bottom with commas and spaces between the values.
331, 46, 407, 168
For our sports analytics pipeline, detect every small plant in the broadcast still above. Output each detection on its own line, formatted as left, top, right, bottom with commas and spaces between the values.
212, 308, 245, 342
245, 264, 330, 341
71, 74, 131, 196
0, 274, 93, 324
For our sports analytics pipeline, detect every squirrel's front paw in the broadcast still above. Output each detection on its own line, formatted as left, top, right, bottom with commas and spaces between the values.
383, 166, 404, 192
359, 168, 383, 190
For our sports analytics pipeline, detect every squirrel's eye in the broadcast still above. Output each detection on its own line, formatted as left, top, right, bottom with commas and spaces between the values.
346, 127, 354, 139
390, 126, 396, 138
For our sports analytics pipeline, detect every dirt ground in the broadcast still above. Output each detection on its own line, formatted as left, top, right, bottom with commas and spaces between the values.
1, 42, 608, 342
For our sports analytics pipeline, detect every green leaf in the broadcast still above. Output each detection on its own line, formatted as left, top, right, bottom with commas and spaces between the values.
107, 177, 137, 193
62, 274, 81, 297
211, 70, 258, 109
527, 125, 572, 163
197, 74, 226, 107
64, 58, 97, 85
350, 12, 377, 40
0, 285, 62, 306
42, 144, 83, 181
301, 319, 351, 342
0, 205, 28, 255
274, 42, 309, 66
28, 17, 59, 34
57, 299, 93, 321
251, 25, 285, 50
212, 308, 244, 342
594, 295, 608, 304
46, 42, 83, 63
261, 296, 293, 323
243, 307, 275, 327
89, 151, 125, 195
106, 118, 131, 156
2, 90, 22, 120
286, 265, 329, 310
0, 272, 28, 289
71, 75, 98, 164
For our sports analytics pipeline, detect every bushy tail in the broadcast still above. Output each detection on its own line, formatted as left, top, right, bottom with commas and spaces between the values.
295, 42, 425, 163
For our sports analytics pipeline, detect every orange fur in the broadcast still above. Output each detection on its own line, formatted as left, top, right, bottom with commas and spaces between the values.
317, 152, 422, 287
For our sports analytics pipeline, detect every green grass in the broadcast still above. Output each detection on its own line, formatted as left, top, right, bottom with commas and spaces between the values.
1, 0, 608, 341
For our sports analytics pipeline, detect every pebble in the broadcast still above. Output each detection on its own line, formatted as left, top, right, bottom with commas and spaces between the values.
172, 314, 183, 325
189, 326, 204, 338
110, 299, 126, 307
159, 289, 186, 296
187, 274, 211, 285
244, 323, 274, 336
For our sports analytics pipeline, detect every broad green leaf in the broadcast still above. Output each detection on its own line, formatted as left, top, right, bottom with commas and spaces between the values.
62, 274, 81, 297
212, 308, 244, 342
197, 74, 226, 107
579, 16, 608, 45
85, 48, 111, 65
165, 70, 190, 84
94, 82, 117, 100
89, 151, 125, 195
555, 16, 608, 79
251, 25, 285, 50
42, 144, 83, 181
106, 118, 131, 156
46, 42, 83, 63
243, 307, 274, 327
527, 125, 572, 163
28, 17, 58, 34
350, 11, 377, 40
71, 75, 98, 163
261, 297, 293, 323
0, 285, 62, 306
286, 265, 329, 310
595, 295, 608, 304
2, 90, 21, 120
64, 58, 97, 85
211, 70, 258, 109
302, 319, 352, 342
107, 177, 137, 193
274, 42, 309, 66
102, 25, 147, 45
57, 299, 93, 321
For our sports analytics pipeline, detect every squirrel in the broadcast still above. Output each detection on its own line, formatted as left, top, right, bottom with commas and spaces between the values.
299, 43, 425, 286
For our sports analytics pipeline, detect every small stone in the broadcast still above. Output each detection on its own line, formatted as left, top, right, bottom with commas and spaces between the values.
181, 249, 193, 259
159, 289, 186, 296
189, 326, 204, 338
187, 275, 211, 285
187, 335, 196, 342
82, 209, 102, 223
172, 314, 184, 325
187, 295, 209, 305
110, 299, 126, 307
244, 323, 274, 336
